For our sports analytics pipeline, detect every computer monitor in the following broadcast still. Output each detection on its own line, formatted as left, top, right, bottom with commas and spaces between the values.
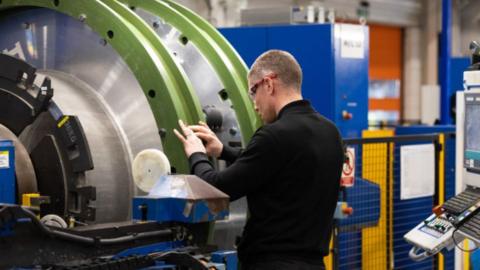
465, 92, 480, 173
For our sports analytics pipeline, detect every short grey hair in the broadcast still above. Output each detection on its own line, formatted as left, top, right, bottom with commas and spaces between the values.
249, 50, 303, 92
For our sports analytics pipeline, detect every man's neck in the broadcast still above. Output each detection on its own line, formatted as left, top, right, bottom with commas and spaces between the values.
275, 93, 303, 116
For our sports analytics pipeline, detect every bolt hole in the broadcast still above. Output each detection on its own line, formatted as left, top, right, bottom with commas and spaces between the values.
107, 30, 114, 39
219, 89, 228, 101
179, 36, 189, 46
99, 39, 107, 46
53, 0, 59, 7
170, 167, 176, 174
129, 6, 136, 11
148, 89, 156, 98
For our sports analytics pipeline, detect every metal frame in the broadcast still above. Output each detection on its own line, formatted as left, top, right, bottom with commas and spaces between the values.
342, 133, 449, 270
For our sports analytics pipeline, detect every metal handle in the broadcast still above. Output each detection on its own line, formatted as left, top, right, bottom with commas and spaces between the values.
408, 246, 432, 262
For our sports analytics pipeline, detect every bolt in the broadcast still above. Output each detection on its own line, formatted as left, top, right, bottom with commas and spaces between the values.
152, 21, 160, 29
99, 38, 107, 46
78, 14, 87, 22
159, 128, 167, 138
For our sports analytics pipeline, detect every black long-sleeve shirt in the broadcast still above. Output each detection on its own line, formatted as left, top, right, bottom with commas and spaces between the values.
189, 100, 343, 265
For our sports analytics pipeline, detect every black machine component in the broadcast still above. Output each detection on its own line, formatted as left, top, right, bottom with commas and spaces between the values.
0, 54, 51, 135
49, 255, 155, 270
0, 53, 95, 222
155, 252, 211, 270
0, 204, 174, 267
46, 252, 213, 270
203, 105, 223, 132
442, 186, 480, 216
0, 204, 219, 269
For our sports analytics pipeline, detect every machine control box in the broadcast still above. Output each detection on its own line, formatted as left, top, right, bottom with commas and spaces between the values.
404, 214, 455, 254
0, 140, 14, 204
405, 187, 480, 258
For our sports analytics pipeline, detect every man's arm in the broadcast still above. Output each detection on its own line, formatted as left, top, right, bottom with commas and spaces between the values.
174, 120, 280, 201
219, 145, 243, 163
188, 129, 280, 201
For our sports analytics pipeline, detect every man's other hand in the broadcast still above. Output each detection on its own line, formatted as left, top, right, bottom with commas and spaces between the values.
189, 121, 223, 158
173, 119, 206, 158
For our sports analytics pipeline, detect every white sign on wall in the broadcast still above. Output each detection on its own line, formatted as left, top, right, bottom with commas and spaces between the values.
400, 144, 435, 200
340, 24, 365, 59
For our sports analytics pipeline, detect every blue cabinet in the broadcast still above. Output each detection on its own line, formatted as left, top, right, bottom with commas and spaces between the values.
220, 24, 369, 138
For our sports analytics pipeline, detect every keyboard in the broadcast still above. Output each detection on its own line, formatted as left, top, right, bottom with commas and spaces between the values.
442, 187, 480, 215
458, 214, 480, 241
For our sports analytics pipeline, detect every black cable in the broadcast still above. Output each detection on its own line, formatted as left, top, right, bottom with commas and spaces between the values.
149, 251, 210, 270
20, 206, 173, 246
452, 227, 479, 252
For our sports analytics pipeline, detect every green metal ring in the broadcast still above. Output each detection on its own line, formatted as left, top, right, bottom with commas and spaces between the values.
120, 0, 260, 145
163, 0, 249, 86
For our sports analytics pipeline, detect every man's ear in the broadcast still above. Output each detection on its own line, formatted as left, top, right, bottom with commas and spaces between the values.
266, 78, 275, 95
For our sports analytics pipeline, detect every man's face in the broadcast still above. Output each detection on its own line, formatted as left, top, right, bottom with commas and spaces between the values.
248, 75, 276, 124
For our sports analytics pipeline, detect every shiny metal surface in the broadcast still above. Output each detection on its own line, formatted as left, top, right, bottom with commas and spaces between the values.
0, 9, 162, 222
135, 9, 243, 146
212, 197, 248, 249
0, 124, 38, 197
135, 8, 247, 249
35, 70, 133, 222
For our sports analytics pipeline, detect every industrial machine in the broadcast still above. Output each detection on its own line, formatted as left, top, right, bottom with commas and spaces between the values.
404, 42, 480, 261
0, 0, 258, 268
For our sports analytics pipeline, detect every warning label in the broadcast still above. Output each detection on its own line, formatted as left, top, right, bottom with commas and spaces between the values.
341, 147, 355, 187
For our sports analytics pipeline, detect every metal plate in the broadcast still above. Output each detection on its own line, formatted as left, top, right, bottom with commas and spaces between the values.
135, 8, 242, 146
0, 9, 161, 222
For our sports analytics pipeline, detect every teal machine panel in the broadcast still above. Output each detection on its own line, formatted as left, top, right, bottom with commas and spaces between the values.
220, 24, 369, 138
0, 140, 15, 204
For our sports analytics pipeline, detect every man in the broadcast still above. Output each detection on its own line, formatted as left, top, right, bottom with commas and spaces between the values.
174, 50, 343, 270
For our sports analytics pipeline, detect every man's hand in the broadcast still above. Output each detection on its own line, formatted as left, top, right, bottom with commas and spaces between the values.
173, 120, 206, 158
189, 121, 223, 158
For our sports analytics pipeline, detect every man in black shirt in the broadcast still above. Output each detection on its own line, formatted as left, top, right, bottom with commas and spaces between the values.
174, 50, 343, 270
